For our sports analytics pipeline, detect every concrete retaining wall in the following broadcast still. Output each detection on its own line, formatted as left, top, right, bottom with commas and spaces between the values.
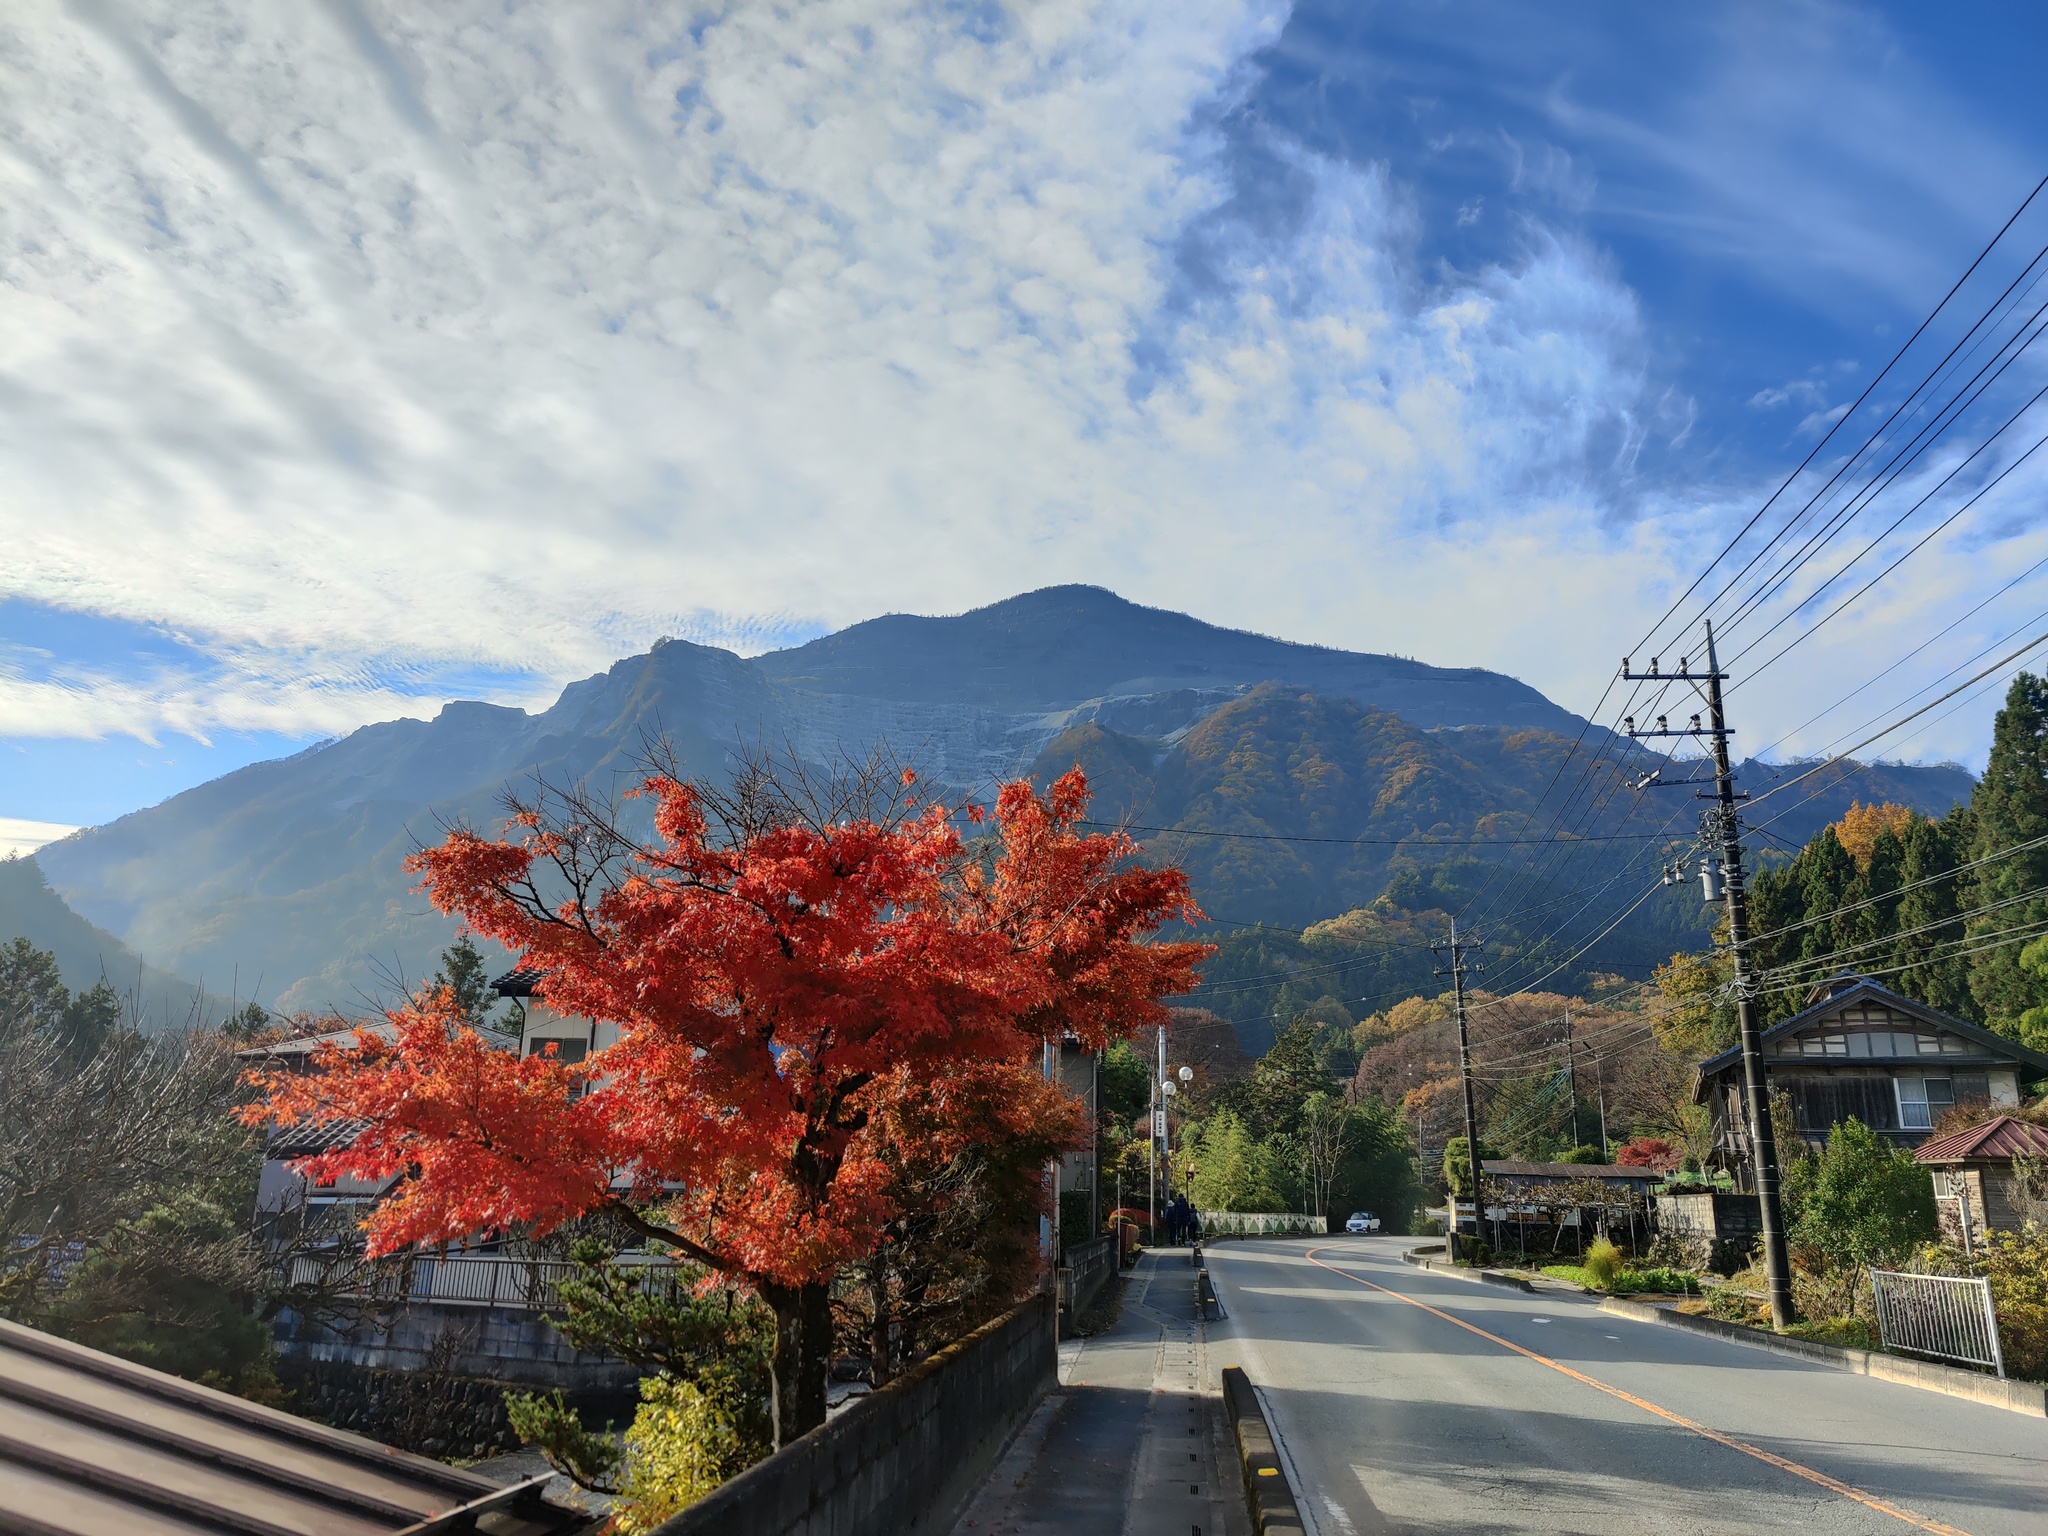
275, 1302, 635, 1390
1065, 1235, 1117, 1317
653, 1293, 1057, 1536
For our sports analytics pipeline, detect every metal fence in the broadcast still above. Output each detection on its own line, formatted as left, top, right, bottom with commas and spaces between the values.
1197, 1211, 1323, 1237
280, 1252, 682, 1313
1870, 1269, 2004, 1377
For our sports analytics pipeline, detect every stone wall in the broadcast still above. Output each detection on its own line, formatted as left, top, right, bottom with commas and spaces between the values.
653, 1293, 1056, 1536
280, 1356, 636, 1463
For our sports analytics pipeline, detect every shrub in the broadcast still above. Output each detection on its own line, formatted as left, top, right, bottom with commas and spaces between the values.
1583, 1236, 1623, 1289
1974, 1227, 2048, 1382
611, 1374, 750, 1534
1612, 1267, 1700, 1296
1059, 1189, 1094, 1250
1783, 1119, 1934, 1266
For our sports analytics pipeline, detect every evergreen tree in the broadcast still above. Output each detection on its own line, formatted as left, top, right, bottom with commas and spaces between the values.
1896, 809, 1974, 1019
0, 937, 68, 1037
1796, 828, 1857, 975
1839, 825, 1904, 981
1228, 1019, 1333, 1140
1746, 855, 1806, 988
1967, 673, 2048, 1034
432, 934, 510, 1034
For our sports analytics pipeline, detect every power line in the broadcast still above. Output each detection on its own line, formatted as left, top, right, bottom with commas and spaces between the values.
1630, 173, 2048, 661
1087, 821, 1678, 847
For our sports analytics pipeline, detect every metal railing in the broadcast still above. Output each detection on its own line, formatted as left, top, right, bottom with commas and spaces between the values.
280, 1252, 683, 1313
1197, 1211, 1323, 1237
1870, 1269, 2004, 1377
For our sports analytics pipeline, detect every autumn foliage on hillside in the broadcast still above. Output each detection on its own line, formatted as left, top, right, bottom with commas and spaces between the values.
248, 760, 1205, 1441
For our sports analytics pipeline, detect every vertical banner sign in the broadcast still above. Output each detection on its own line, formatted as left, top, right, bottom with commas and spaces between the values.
1154, 1110, 1167, 1141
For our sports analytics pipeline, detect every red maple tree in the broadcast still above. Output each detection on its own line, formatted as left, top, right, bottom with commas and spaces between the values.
251, 763, 1205, 1442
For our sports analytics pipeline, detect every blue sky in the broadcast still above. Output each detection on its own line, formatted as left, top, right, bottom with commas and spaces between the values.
4, 0, 2047, 840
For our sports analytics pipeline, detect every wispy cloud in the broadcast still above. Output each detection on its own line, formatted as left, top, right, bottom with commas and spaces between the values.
0, 0, 2040, 788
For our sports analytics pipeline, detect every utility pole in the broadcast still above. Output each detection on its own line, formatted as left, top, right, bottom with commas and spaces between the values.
1434, 919, 1485, 1261
1624, 623, 1795, 1328
1563, 1007, 1578, 1152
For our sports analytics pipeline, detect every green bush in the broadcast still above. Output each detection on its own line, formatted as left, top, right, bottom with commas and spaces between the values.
1059, 1190, 1094, 1251
1972, 1227, 2048, 1381
1583, 1236, 1623, 1289
1611, 1267, 1700, 1296
1441, 1137, 1501, 1197
1783, 1119, 1934, 1266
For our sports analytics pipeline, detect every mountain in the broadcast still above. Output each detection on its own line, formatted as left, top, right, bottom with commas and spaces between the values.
754, 585, 1580, 731
0, 856, 213, 1028
32, 586, 1973, 1016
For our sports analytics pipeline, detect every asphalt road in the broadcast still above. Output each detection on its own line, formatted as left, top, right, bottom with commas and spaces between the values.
1203, 1236, 2047, 1536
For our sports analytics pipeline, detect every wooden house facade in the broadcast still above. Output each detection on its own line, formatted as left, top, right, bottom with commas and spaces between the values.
1693, 975, 2048, 1178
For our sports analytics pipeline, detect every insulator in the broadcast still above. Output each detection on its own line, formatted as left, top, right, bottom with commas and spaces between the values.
1623, 716, 1635, 734
1656, 715, 1668, 731
1650, 657, 1660, 675
1680, 657, 1689, 672
1689, 714, 1701, 731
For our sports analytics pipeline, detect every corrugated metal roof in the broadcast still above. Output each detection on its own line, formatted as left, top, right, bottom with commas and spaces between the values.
1914, 1114, 2048, 1164
236, 1024, 398, 1063
1480, 1160, 1663, 1182
0, 1319, 589, 1536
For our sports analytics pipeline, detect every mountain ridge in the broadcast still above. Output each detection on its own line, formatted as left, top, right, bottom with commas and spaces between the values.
30, 587, 1971, 1016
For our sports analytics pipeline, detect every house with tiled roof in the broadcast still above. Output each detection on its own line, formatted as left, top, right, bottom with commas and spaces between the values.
1693, 974, 2048, 1179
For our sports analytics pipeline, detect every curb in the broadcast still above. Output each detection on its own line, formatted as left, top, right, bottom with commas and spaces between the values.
1598, 1296, 2048, 1419
1221, 1366, 1306, 1535
1400, 1247, 1535, 1293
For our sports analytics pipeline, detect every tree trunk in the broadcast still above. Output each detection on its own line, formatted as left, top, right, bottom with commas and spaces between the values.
869, 1259, 893, 1388
765, 1280, 833, 1449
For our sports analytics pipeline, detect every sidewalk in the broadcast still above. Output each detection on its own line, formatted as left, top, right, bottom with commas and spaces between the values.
949, 1248, 1251, 1536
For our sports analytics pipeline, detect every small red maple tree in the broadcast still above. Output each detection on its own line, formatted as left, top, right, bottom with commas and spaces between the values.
251, 762, 1206, 1442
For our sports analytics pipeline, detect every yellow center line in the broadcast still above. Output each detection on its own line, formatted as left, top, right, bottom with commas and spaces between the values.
1304, 1246, 1973, 1536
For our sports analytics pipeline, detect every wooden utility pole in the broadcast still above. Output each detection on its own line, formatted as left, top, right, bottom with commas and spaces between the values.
1435, 920, 1484, 1260
1624, 624, 1795, 1328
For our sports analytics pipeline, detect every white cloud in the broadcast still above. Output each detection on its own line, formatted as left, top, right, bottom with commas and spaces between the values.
0, 0, 2029, 779
0, 818, 78, 858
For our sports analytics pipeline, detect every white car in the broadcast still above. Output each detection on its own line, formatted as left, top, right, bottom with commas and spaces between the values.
1344, 1211, 1380, 1234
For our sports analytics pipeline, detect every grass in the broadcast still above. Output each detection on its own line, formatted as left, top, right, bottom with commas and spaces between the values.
1537, 1264, 1702, 1296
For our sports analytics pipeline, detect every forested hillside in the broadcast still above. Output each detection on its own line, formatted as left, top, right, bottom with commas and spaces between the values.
1030, 683, 1971, 1054
1738, 674, 2048, 1046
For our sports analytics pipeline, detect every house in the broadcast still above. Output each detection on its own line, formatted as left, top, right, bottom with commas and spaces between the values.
1914, 1114, 2048, 1237
241, 1024, 404, 1214
1693, 974, 2048, 1175
0, 1316, 590, 1533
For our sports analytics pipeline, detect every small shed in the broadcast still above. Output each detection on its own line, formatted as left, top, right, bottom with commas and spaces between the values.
1914, 1114, 2048, 1236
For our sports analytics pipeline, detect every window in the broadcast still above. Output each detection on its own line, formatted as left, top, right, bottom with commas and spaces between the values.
1785, 1076, 1898, 1132
527, 1036, 588, 1064
1896, 1076, 1952, 1131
